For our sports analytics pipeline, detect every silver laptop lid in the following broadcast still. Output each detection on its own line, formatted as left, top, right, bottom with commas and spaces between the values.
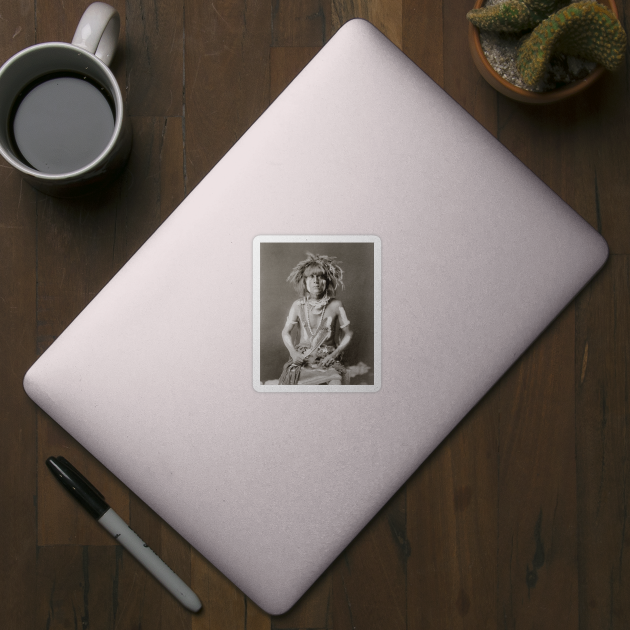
24, 19, 607, 614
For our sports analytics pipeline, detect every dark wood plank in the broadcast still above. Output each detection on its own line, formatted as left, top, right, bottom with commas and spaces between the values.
36, 0, 120, 44
126, 0, 184, 117
576, 0, 629, 254
36, 545, 119, 630
0, 128, 38, 630
576, 256, 630, 629
0, 5, 39, 629
184, 0, 272, 192
497, 305, 578, 628
582, 71, 630, 254
402, 0, 444, 88
272, 0, 332, 46
330, 487, 407, 630
407, 394, 499, 629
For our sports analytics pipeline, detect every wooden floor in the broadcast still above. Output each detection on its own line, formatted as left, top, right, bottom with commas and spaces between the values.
1, 0, 629, 628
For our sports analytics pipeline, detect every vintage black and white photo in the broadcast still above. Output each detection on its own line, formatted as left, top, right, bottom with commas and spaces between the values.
254, 236, 381, 392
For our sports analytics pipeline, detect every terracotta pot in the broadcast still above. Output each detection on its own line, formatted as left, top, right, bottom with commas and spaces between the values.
468, 0, 619, 103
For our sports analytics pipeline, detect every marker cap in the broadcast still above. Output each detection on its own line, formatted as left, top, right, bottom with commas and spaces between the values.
46, 456, 110, 519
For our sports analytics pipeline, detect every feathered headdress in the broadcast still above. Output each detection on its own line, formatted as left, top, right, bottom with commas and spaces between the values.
287, 252, 345, 296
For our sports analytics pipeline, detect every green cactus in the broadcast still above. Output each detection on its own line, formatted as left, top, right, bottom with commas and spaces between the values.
517, 1, 627, 85
467, 0, 568, 33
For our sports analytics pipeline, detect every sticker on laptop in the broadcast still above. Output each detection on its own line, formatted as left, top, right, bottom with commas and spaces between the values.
254, 235, 381, 393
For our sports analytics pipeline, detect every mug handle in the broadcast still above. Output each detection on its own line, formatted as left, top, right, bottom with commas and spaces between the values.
71, 2, 120, 67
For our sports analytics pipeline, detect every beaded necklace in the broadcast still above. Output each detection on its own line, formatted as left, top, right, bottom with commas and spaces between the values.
303, 296, 329, 338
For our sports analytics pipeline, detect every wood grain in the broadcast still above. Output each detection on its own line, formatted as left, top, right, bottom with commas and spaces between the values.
125, 0, 184, 117
0, 148, 38, 630
407, 393, 499, 629
583, 72, 630, 254
0, 5, 38, 629
1, 0, 629, 627
35, 0, 124, 46
331, 487, 408, 630
576, 256, 630, 629
403, 0, 444, 87
271, 0, 332, 46
36, 545, 119, 630
497, 305, 579, 629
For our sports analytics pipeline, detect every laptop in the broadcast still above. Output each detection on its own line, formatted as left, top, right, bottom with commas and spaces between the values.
23, 19, 608, 614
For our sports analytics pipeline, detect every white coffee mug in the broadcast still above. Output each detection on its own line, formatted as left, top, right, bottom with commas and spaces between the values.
0, 2, 132, 197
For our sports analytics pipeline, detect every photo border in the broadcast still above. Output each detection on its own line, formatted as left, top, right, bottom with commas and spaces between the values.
253, 235, 381, 393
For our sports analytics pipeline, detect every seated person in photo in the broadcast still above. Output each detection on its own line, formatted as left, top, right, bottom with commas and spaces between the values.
279, 253, 353, 385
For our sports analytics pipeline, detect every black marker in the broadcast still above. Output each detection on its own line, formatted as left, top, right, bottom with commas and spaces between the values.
46, 456, 202, 612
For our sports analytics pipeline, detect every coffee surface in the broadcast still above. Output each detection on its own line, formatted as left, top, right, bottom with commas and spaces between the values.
12, 74, 115, 174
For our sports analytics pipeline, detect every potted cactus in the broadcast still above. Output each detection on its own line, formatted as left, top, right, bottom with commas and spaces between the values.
467, 0, 627, 102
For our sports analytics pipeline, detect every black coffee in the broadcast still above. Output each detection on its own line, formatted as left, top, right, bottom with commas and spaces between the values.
10, 73, 115, 174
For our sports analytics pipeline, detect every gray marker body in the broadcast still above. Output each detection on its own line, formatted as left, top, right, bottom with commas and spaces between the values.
99, 508, 202, 612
